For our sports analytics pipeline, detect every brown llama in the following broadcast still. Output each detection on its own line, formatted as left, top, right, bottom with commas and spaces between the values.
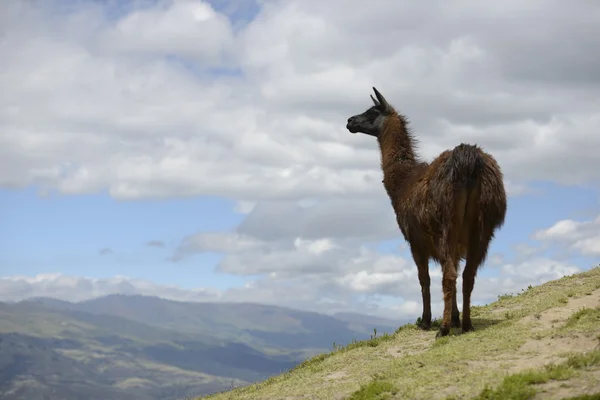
346, 87, 507, 337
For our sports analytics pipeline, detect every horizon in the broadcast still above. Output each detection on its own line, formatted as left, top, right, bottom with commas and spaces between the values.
7, 292, 404, 325
1, 0, 599, 323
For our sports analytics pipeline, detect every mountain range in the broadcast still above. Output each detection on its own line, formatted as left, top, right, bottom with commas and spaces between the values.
0, 294, 404, 400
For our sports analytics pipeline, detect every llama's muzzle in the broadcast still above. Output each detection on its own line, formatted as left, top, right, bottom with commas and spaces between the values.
346, 117, 358, 133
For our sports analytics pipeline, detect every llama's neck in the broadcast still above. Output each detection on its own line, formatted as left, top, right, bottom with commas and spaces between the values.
376, 114, 423, 205
377, 114, 419, 172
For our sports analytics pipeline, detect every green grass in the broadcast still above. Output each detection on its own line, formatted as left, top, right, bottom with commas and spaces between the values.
560, 394, 600, 400
347, 376, 398, 400
564, 350, 600, 369
472, 350, 600, 400
199, 265, 600, 400
563, 307, 600, 332
285, 326, 414, 375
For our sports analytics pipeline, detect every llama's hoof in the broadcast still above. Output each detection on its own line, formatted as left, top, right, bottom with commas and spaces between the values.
436, 326, 450, 338
462, 323, 475, 333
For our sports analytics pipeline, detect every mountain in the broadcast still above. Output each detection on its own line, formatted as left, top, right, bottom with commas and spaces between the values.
28, 294, 403, 351
0, 333, 147, 400
0, 295, 404, 400
199, 266, 600, 400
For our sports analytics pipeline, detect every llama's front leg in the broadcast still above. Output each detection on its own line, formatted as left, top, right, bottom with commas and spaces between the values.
412, 249, 431, 330
437, 260, 458, 338
418, 268, 432, 330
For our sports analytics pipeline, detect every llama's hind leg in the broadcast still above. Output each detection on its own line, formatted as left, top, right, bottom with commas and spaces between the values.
462, 235, 489, 333
462, 263, 478, 333
437, 257, 458, 338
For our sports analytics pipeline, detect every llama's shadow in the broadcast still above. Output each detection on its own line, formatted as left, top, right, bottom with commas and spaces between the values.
423, 317, 503, 337
444, 317, 503, 336
472, 317, 503, 330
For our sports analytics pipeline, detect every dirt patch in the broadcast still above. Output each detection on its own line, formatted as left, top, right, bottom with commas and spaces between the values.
521, 334, 598, 355
386, 331, 434, 358
476, 289, 600, 376
532, 367, 600, 399
506, 335, 599, 374
319, 371, 352, 400
432, 385, 461, 400
521, 289, 600, 333
491, 305, 523, 316
323, 371, 347, 381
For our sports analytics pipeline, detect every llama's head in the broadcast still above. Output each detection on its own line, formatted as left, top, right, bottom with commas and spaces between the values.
346, 87, 396, 137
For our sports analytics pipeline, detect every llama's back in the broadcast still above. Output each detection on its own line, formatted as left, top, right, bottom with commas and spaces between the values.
388, 144, 506, 261
417, 144, 507, 258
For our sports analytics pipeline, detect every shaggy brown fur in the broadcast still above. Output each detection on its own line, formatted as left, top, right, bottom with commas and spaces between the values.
346, 87, 507, 337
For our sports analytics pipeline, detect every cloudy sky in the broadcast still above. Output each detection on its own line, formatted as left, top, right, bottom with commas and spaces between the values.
1, 0, 599, 320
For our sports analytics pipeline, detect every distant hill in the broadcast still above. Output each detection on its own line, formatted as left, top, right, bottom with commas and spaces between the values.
0, 333, 144, 400
27, 294, 403, 351
0, 295, 405, 400
200, 266, 600, 400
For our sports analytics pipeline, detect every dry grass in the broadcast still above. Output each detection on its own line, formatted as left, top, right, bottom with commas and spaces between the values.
197, 266, 600, 400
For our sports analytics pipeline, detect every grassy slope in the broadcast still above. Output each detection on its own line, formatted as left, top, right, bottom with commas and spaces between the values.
199, 266, 600, 400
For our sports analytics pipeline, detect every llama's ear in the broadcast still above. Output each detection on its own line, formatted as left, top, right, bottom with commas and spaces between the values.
370, 94, 380, 107
373, 87, 392, 112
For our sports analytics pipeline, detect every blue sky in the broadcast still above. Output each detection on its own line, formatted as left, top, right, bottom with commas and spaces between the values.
1, 0, 599, 318
0, 187, 246, 289
1, 180, 597, 289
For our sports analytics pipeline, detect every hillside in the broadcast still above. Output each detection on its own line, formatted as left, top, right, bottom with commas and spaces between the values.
200, 266, 600, 400
0, 296, 400, 400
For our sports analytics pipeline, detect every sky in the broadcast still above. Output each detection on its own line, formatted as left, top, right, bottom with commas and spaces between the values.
1, 0, 599, 320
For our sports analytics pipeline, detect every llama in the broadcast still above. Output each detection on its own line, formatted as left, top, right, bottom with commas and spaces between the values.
346, 87, 507, 337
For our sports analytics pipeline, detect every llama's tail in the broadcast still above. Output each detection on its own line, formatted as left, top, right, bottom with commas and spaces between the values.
438, 143, 506, 263
446, 143, 485, 192
437, 143, 486, 261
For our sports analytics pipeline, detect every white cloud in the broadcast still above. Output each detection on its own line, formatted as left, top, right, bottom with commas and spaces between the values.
0, 254, 582, 320
533, 215, 600, 257
1, 0, 600, 201
469, 258, 582, 306
500, 259, 580, 281
178, 232, 264, 254
337, 270, 413, 294
489, 253, 505, 267
294, 237, 336, 255
100, 0, 235, 66
0, 273, 220, 303
1, 0, 599, 322
234, 198, 399, 241
163, 221, 587, 319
